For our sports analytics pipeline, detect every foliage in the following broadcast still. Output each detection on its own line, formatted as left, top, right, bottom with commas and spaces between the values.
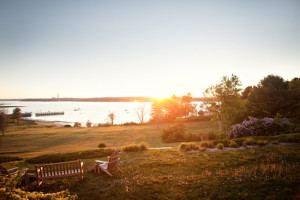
86, 120, 92, 127
245, 75, 300, 122
73, 122, 82, 127
64, 124, 72, 127
0, 109, 7, 135
179, 142, 199, 151
203, 74, 246, 131
247, 75, 289, 118
150, 93, 196, 124
161, 122, 185, 143
0, 155, 22, 163
0, 171, 77, 200
98, 143, 106, 148
122, 143, 148, 152
228, 141, 238, 148
12, 107, 22, 123
26, 148, 114, 164
226, 117, 292, 138
216, 143, 224, 149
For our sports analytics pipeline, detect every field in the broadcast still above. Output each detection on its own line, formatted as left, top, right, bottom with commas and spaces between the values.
1, 121, 300, 200
0, 121, 219, 157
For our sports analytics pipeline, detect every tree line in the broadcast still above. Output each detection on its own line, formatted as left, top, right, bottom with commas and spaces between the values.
149, 74, 300, 131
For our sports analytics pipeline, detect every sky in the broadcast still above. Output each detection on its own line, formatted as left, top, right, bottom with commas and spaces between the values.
0, 0, 299, 99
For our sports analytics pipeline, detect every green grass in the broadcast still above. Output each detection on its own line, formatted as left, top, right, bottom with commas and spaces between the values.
1, 122, 299, 199
6, 144, 297, 200
0, 121, 220, 157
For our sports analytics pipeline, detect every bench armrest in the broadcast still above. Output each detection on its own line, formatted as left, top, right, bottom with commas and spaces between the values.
95, 160, 108, 164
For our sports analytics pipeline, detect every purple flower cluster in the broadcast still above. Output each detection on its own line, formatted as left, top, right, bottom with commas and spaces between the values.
226, 117, 291, 139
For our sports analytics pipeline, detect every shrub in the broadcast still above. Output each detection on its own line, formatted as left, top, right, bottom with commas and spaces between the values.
179, 143, 199, 151
226, 117, 292, 139
27, 149, 114, 164
98, 123, 111, 127
216, 143, 224, 149
0, 156, 22, 163
257, 140, 268, 146
0, 172, 77, 199
64, 124, 72, 127
86, 120, 92, 127
98, 143, 107, 148
232, 138, 246, 146
271, 140, 279, 144
213, 139, 230, 147
73, 122, 82, 127
243, 138, 257, 146
161, 124, 185, 143
229, 141, 238, 148
122, 143, 148, 152
200, 141, 209, 148
199, 146, 206, 152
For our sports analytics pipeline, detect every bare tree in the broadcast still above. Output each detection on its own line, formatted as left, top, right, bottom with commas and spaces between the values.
107, 111, 116, 125
136, 104, 147, 124
0, 109, 7, 136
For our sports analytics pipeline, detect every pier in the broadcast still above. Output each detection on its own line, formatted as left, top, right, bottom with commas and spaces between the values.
35, 112, 64, 117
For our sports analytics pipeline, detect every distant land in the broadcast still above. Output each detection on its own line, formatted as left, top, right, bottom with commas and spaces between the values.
0, 97, 214, 102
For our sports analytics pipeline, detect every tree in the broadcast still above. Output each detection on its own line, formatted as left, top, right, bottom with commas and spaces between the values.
12, 107, 22, 123
247, 75, 289, 118
107, 112, 116, 125
86, 120, 92, 127
180, 92, 196, 118
203, 74, 245, 131
286, 77, 300, 122
151, 100, 164, 129
0, 109, 7, 135
136, 104, 147, 124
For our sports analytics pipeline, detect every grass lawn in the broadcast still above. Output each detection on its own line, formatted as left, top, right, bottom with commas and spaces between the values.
10, 144, 299, 200
0, 121, 220, 157
1, 122, 299, 199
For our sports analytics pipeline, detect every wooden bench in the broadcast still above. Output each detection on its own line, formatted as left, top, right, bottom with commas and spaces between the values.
35, 160, 83, 186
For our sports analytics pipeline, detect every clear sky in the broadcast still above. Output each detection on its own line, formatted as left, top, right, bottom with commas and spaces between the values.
0, 0, 299, 99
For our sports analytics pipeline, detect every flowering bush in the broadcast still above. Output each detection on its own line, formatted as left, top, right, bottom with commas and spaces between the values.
226, 118, 291, 138
0, 171, 77, 200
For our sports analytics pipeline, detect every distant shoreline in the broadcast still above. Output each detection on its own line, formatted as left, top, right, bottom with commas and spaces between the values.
0, 97, 214, 102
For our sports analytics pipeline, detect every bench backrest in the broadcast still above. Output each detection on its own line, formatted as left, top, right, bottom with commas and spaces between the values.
35, 160, 83, 179
107, 151, 120, 171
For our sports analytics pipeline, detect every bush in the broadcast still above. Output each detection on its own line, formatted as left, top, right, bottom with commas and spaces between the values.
122, 143, 148, 152
213, 139, 230, 147
27, 148, 114, 164
0, 172, 77, 199
64, 124, 72, 127
243, 138, 257, 146
73, 122, 82, 127
199, 146, 206, 152
98, 123, 111, 127
229, 141, 238, 148
226, 117, 292, 139
0, 156, 22, 163
86, 120, 92, 127
257, 140, 268, 146
216, 143, 224, 149
271, 140, 279, 144
200, 141, 209, 148
161, 124, 185, 143
98, 143, 106, 148
232, 138, 246, 146
179, 143, 199, 151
